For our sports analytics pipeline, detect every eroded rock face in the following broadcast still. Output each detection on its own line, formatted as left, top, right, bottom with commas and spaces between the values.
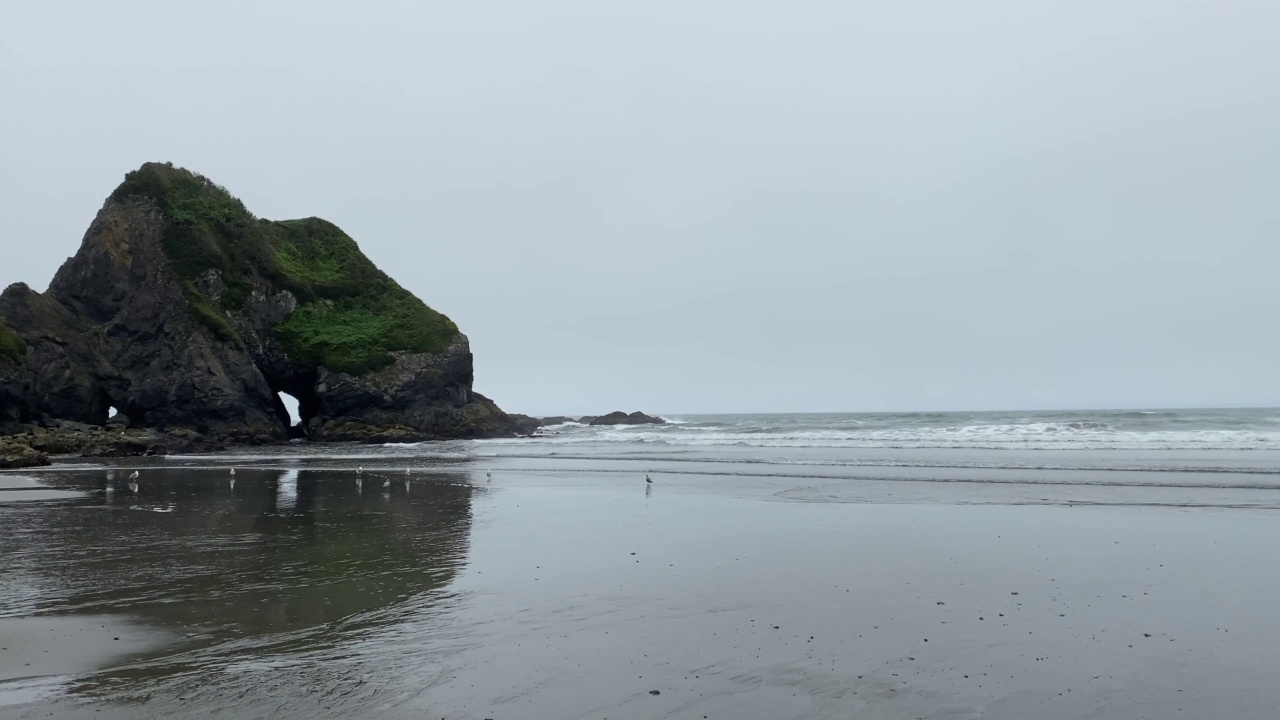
0, 162, 523, 444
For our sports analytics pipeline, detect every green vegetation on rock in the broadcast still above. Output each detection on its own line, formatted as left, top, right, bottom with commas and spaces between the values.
0, 322, 25, 367
111, 163, 458, 375
270, 218, 458, 374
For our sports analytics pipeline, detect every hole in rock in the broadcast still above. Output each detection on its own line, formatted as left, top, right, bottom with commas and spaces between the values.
278, 392, 301, 426
274, 391, 310, 439
107, 406, 119, 419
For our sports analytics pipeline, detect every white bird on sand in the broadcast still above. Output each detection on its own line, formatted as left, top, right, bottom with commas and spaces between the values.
229, 468, 236, 476
405, 468, 411, 476
382, 478, 390, 489
357, 466, 363, 475
128, 470, 140, 481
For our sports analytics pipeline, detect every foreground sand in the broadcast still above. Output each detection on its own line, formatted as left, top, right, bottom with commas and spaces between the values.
2, 463, 1279, 719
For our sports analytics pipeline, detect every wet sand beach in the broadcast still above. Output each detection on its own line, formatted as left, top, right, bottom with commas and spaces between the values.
3, 430, 1280, 719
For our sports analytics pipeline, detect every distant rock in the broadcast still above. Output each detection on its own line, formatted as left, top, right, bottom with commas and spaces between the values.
588, 411, 666, 426
0, 438, 50, 469
538, 416, 575, 426
503, 414, 543, 436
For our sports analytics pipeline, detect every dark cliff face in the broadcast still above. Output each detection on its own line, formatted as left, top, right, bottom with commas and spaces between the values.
0, 162, 519, 442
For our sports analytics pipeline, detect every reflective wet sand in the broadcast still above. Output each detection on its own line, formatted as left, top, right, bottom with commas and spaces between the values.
3, 457, 1280, 719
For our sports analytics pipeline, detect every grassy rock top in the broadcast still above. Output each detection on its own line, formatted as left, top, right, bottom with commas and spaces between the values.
110, 163, 458, 375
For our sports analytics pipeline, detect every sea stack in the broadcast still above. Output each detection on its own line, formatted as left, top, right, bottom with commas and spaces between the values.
0, 162, 522, 444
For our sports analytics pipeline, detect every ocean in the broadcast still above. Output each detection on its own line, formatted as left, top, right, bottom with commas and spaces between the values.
521, 407, 1280, 451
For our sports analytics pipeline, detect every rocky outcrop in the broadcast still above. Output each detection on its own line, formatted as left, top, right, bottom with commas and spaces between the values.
587, 411, 666, 426
9, 423, 224, 457
538, 416, 575, 426
0, 437, 50, 469
0, 162, 526, 445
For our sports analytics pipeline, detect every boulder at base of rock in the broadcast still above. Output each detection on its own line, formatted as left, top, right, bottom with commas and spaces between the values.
0, 438, 51, 469
588, 411, 666, 426
538, 416, 575, 426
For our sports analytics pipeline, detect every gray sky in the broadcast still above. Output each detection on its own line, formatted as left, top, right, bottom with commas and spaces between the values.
4, 1, 1278, 415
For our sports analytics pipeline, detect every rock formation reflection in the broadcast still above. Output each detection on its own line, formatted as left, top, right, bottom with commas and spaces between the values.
0, 467, 475, 696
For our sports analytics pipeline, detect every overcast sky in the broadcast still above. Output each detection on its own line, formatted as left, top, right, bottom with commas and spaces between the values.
3, 1, 1278, 415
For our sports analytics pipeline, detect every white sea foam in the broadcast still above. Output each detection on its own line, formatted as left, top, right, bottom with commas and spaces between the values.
479, 420, 1280, 451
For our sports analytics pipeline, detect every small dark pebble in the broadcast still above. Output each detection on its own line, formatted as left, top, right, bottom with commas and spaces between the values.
649, 690, 661, 696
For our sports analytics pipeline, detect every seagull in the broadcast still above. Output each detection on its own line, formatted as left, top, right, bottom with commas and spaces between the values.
229, 468, 236, 476
356, 466, 363, 475
382, 478, 390, 489
486, 471, 492, 482
405, 468, 411, 476
646, 474, 652, 484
